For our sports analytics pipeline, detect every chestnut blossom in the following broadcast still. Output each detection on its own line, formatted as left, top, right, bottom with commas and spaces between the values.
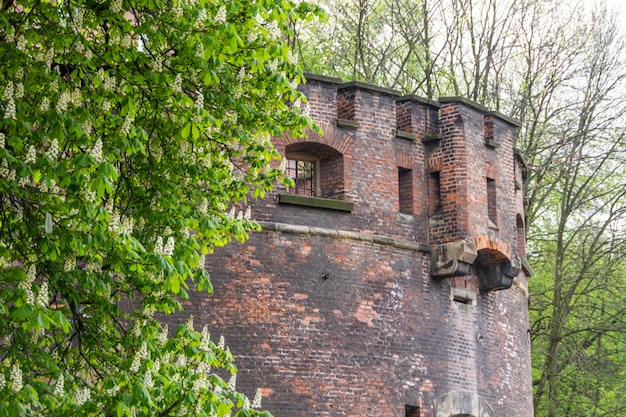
25, 145, 36, 164
252, 388, 263, 409
75, 387, 91, 406
215, 6, 227, 24
40, 97, 50, 112
10, 363, 22, 393
53, 374, 64, 397
110, 0, 123, 13
4, 98, 16, 120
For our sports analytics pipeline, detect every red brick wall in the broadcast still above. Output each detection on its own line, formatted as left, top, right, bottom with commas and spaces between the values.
176, 76, 533, 417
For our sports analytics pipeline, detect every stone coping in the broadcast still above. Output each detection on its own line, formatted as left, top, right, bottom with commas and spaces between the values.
278, 193, 354, 211
257, 221, 431, 253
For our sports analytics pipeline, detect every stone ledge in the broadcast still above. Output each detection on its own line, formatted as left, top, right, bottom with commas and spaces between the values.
278, 193, 354, 211
422, 133, 441, 143
395, 130, 417, 141
256, 221, 431, 253
336, 118, 360, 129
485, 139, 500, 148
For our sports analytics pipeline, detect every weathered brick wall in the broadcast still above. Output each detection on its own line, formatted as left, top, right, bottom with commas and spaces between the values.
179, 74, 533, 417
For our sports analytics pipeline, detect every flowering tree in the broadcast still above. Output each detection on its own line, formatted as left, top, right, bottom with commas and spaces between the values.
0, 0, 318, 415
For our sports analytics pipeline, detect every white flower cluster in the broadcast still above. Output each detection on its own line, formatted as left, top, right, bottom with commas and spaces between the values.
130, 341, 150, 373
82, 120, 93, 137
10, 363, 22, 393
199, 325, 211, 350
265, 20, 281, 42
72, 9, 84, 32
121, 115, 134, 135
268, 58, 281, 73
102, 99, 111, 112
37, 281, 49, 308
172, 3, 184, 20
227, 373, 237, 391
53, 373, 64, 397
278, 157, 287, 173
45, 47, 55, 70
89, 139, 103, 163
3, 81, 14, 101
247, 28, 258, 43
214, 6, 227, 24
75, 387, 91, 406
195, 8, 206, 28
0, 373, 5, 391
4, 98, 16, 120
121, 34, 132, 49
151, 55, 163, 73
64, 256, 74, 272
172, 73, 182, 94
158, 325, 169, 345
217, 335, 225, 350
0, 133, 4, 148
198, 197, 208, 215
104, 75, 116, 91
84, 189, 97, 204
25, 145, 36, 164
55, 90, 72, 112
14, 82, 23, 99
18, 264, 37, 305
163, 237, 175, 256
110, 0, 123, 13
40, 97, 50, 112
16, 35, 26, 52
252, 388, 263, 409
195, 42, 204, 59
194, 91, 204, 110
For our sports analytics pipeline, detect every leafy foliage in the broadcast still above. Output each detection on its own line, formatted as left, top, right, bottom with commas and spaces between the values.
0, 0, 320, 415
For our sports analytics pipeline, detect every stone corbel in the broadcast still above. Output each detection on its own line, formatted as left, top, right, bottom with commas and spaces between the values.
430, 240, 478, 279
477, 254, 522, 292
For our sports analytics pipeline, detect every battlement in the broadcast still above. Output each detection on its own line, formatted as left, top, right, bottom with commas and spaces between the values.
267, 74, 529, 289
188, 74, 533, 417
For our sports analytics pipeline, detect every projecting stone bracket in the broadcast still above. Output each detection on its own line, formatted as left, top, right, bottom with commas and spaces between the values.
435, 390, 494, 417
430, 240, 478, 279
476, 253, 522, 292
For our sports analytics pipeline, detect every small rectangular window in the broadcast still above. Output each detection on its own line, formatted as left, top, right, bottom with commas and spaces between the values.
405, 405, 420, 417
398, 167, 413, 214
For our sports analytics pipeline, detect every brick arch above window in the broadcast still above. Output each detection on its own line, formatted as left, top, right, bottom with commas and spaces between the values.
278, 122, 355, 156
285, 142, 345, 200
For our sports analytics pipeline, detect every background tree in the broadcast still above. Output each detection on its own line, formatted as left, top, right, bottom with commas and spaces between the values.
295, 1, 626, 416
0, 0, 319, 415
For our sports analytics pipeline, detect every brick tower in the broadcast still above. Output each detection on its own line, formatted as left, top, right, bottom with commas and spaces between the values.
185, 74, 533, 417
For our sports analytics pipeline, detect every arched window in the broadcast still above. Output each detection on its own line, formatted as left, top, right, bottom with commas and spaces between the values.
285, 142, 344, 199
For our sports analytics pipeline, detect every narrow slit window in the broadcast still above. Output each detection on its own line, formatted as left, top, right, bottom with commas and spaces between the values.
487, 177, 497, 225
398, 167, 413, 215
429, 171, 442, 217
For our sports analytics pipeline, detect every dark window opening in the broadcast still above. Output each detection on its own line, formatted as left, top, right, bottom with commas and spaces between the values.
517, 214, 526, 257
429, 171, 442, 217
453, 294, 471, 304
398, 167, 413, 214
284, 143, 345, 199
287, 158, 316, 196
405, 405, 420, 417
487, 177, 497, 225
